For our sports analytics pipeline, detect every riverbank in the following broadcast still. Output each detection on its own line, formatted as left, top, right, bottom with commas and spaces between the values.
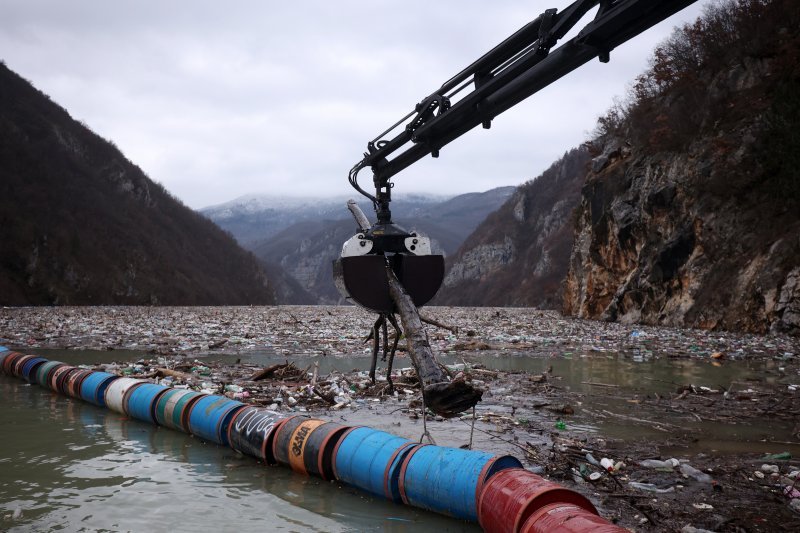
1, 306, 799, 531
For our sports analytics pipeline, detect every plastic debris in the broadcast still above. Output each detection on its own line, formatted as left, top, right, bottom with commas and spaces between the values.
680, 463, 713, 483
629, 482, 675, 493
762, 452, 791, 461
640, 458, 679, 469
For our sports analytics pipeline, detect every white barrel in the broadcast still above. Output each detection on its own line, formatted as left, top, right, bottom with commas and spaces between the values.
104, 377, 145, 414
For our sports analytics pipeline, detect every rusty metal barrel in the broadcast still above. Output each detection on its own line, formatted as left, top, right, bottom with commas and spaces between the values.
49, 365, 76, 393
63, 369, 94, 399
521, 502, 627, 533
478, 468, 597, 533
10, 354, 36, 378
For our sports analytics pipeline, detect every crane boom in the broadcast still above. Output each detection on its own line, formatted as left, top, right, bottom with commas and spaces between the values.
349, 0, 698, 225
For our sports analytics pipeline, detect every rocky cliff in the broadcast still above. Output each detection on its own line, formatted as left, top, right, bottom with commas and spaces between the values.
563, 0, 800, 334
435, 148, 590, 307
0, 62, 275, 305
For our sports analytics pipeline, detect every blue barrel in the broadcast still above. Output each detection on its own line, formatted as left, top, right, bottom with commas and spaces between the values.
125, 383, 170, 424
80, 371, 119, 407
187, 395, 245, 446
332, 427, 417, 502
398, 445, 523, 521
21, 357, 48, 383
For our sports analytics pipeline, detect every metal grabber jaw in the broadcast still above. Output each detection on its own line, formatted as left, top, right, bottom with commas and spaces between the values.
333, 222, 444, 314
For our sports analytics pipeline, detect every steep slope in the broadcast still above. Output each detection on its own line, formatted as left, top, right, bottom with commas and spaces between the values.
0, 62, 275, 305
435, 148, 590, 307
563, 0, 800, 334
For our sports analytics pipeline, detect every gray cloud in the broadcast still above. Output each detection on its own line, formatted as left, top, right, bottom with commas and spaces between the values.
1, 0, 711, 208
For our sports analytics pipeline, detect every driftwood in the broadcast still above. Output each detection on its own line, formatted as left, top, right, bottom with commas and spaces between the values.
250, 362, 302, 381
419, 314, 459, 334
347, 199, 372, 231
385, 263, 482, 417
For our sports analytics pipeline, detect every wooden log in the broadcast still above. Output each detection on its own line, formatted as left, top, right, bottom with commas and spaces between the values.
385, 262, 482, 417
250, 362, 290, 381
347, 199, 372, 231
155, 367, 196, 382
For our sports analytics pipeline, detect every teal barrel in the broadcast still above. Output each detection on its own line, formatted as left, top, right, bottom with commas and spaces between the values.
332, 427, 417, 502
155, 388, 206, 433
35, 361, 66, 389
104, 377, 146, 414
398, 445, 523, 521
227, 406, 287, 464
80, 371, 119, 407
125, 383, 170, 424
186, 395, 245, 446
21, 357, 48, 383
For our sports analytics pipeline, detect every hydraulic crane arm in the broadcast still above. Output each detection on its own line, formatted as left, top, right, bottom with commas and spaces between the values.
349, 0, 697, 224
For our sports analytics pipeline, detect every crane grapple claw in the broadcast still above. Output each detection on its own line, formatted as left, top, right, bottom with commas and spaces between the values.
333, 254, 444, 314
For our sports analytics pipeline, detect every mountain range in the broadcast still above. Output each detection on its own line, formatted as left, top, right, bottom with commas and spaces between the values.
201, 187, 516, 303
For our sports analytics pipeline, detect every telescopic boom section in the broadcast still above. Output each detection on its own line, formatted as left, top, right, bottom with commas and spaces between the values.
349, 0, 697, 213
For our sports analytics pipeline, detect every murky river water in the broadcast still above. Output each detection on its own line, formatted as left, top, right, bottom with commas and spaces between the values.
1, 348, 797, 531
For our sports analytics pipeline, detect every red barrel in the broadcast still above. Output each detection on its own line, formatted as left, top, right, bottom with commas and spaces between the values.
478, 469, 597, 533
2, 352, 24, 375
49, 365, 76, 392
64, 368, 94, 399
521, 503, 626, 533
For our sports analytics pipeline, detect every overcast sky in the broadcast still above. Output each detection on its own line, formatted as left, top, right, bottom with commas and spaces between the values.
2, 1, 712, 209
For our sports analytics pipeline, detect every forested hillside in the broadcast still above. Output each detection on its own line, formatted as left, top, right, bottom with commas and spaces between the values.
0, 63, 275, 305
